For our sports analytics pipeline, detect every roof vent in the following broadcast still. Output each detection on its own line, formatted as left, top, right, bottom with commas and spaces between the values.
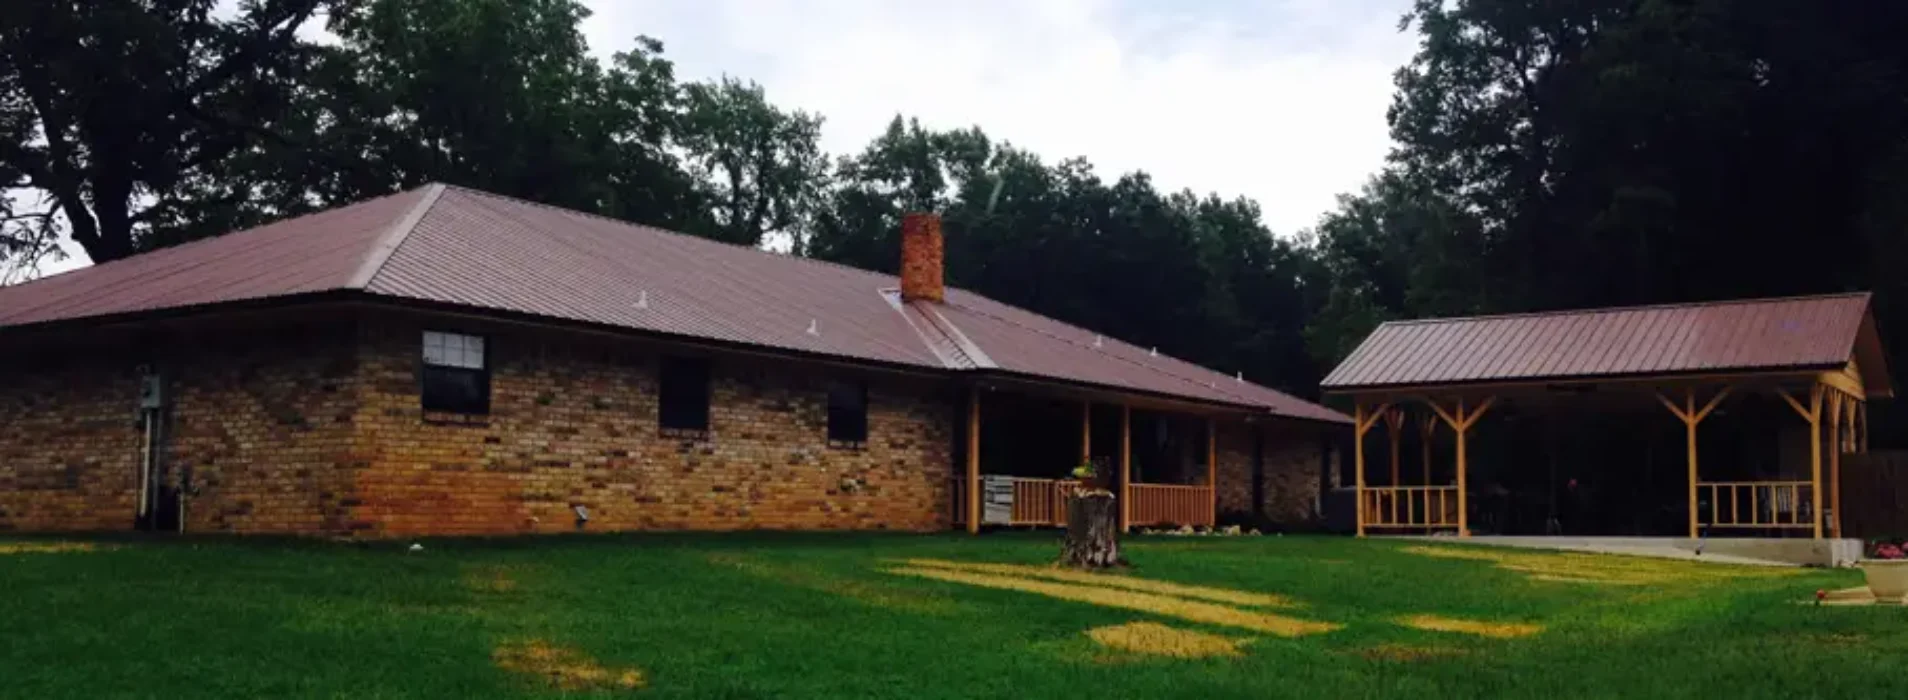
634, 290, 648, 309
806, 319, 819, 336
1149, 347, 1159, 357
1236, 372, 1244, 382
1092, 335, 1104, 349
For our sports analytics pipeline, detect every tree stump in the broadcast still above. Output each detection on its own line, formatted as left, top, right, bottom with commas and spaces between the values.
1061, 492, 1123, 569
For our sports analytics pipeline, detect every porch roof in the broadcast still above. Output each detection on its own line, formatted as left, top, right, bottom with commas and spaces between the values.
1321, 293, 1892, 398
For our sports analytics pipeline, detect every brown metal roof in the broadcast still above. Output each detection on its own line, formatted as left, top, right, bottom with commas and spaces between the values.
1321, 293, 1892, 396
0, 184, 1347, 423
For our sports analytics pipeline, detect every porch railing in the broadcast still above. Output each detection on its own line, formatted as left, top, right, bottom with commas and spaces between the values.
1129, 482, 1214, 528
949, 477, 1079, 527
1699, 481, 1814, 529
950, 478, 1213, 528
1360, 485, 1459, 530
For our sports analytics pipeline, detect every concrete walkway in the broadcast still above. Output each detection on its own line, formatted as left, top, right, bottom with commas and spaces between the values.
1390, 535, 1862, 567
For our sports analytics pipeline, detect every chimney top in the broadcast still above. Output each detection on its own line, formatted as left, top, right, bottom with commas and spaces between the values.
899, 212, 945, 302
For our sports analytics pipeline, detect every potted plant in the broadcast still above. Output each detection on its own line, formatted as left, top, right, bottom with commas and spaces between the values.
1070, 461, 1111, 494
1861, 538, 1908, 603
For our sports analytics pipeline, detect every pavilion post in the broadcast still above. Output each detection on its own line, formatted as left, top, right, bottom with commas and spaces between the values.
1119, 405, 1132, 533
1777, 384, 1826, 540
966, 388, 981, 534
1656, 386, 1730, 539
1425, 397, 1492, 537
1352, 404, 1383, 537
1829, 393, 1844, 538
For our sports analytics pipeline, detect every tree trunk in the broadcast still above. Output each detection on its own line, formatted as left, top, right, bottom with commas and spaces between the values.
1061, 492, 1123, 569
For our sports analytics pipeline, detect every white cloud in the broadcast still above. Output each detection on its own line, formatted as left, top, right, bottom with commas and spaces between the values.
587, 0, 1416, 236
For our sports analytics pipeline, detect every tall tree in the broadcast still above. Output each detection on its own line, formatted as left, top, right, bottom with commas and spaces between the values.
675, 77, 828, 249
0, 0, 325, 267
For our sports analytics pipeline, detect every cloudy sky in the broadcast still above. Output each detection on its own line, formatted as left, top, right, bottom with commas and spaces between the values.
34, 0, 1416, 276
598, 0, 1417, 236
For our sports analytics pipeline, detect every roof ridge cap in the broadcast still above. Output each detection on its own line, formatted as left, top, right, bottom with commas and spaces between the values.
1377, 291, 1874, 329
347, 183, 445, 289
436, 184, 911, 284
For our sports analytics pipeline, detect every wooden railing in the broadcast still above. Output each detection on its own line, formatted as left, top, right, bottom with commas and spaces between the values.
1129, 483, 1214, 527
951, 478, 1213, 528
1700, 481, 1814, 529
950, 477, 1079, 527
1360, 486, 1460, 530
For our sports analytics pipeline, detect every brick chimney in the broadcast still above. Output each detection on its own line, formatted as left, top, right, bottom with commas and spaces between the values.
899, 212, 944, 302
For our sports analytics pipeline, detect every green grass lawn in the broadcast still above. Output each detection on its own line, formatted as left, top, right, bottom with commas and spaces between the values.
2, 532, 1901, 699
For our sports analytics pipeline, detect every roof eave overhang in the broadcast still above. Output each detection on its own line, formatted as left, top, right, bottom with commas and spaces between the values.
968, 369, 1352, 426
0, 292, 1353, 424
1322, 364, 1855, 402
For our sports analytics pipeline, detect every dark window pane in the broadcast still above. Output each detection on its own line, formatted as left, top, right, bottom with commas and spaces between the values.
660, 356, 711, 431
420, 330, 490, 415
422, 366, 489, 414
827, 382, 867, 443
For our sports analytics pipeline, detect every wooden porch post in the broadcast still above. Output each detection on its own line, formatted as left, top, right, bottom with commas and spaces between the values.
1777, 384, 1826, 539
1829, 392, 1844, 538
1425, 397, 1494, 538
1351, 403, 1389, 537
1207, 417, 1218, 527
1657, 387, 1730, 539
1119, 405, 1132, 533
966, 388, 981, 534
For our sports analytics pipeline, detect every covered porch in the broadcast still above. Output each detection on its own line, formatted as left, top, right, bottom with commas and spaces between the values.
1318, 293, 1893, 541
947, 384, 1225, 531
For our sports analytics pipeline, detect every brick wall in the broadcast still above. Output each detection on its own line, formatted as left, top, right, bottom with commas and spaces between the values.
0, 316, 360, 533
1213, 420, 1327, 526
1, 304, 1326, 536
169, 320, 361, 534
351, 311, 956, 536
0, 340, 140, 531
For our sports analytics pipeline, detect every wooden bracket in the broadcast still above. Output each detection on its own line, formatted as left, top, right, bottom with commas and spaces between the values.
1354, 402, 1392, 437
1656, 386, 1731, 425
1423, 396, 1495, 433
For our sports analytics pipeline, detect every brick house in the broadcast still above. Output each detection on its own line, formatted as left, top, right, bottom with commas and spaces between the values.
0, 184, 1347, 536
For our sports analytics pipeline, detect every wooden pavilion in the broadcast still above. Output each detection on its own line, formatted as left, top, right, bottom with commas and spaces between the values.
1320, 293, 1891, 540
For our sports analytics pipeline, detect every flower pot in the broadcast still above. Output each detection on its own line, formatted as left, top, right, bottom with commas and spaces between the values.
1861, 559, 1908, 603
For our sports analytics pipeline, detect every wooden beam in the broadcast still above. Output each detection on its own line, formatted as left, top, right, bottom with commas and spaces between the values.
1819, 362, 1866, 401
1460, 397, 1497, 431
1354, 404, 1368, 537
1776, 387, 1817, 422
1207, 418, 1218, 527
1805, 384, 1824, 539
1423, 397, 1461, 430
1692, 386, 1732, 422
1654, 391, 1691, 423
1119, 405, 1132, 533
1829, 391, 1843, 539
966, 388, 981, 534
1456, 398, 1471, 538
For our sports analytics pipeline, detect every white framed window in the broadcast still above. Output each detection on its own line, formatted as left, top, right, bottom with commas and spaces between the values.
421, 331, 489, 414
